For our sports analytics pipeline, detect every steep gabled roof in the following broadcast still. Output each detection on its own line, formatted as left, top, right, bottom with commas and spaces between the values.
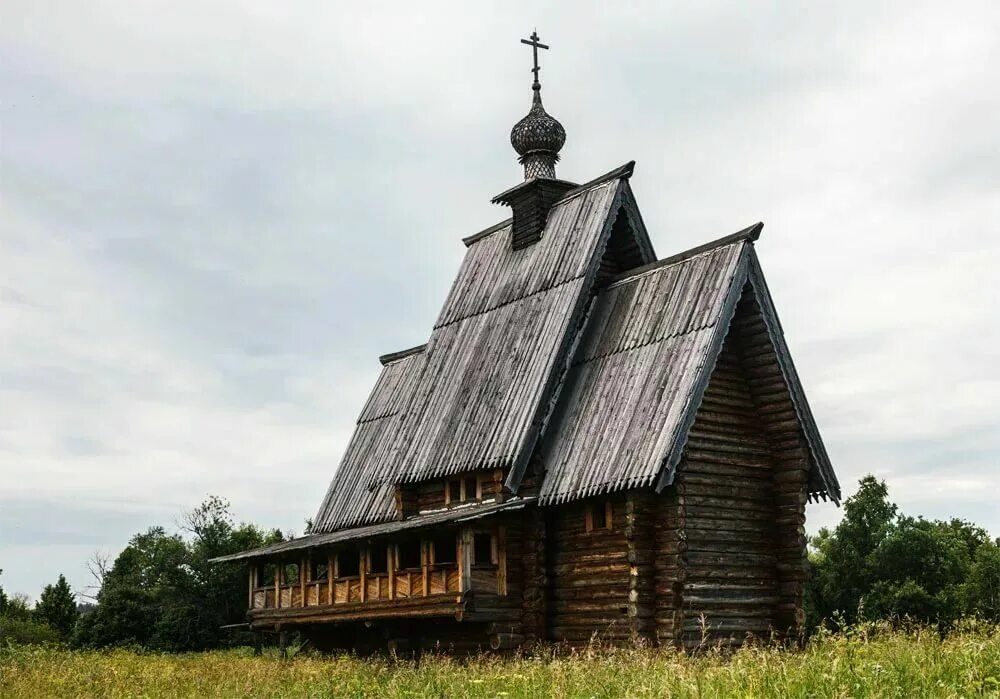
536, 224, 840, 505
312, 164, 654, 533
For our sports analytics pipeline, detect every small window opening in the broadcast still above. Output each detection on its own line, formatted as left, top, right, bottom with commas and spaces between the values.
473, 532, 494, 566
397, 539, 422, 570
464, 476, 479, 501
447, 480, 462, 504
259, 563, 276, 585
432, 533, 457, 564
309, 559, 328, 582
281, 562, 299, 585
335, 549, 360, 577
368, 544, 389, 574
585, 501, 613, 533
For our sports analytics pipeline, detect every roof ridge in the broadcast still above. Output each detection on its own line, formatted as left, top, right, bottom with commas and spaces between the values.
606, 222, 763, 288
378, 343, 428, 366
552, 161, 635, 206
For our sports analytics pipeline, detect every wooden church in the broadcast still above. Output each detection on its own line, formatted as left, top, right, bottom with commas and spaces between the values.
213, 34, 840, 653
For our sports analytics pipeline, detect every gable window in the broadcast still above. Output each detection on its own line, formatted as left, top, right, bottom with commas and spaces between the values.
431, 533, 457, 565
335, 549, 360, 578
446, 474, 482, 505
472, 532, 494, 566
397, 539, 422, 570
309, 559, 329, 582
465, 476, 480, 501
368, 543, 389, 575
585, 501, 613, 533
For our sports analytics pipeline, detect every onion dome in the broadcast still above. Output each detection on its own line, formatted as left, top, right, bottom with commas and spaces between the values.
511, 86, 566, 180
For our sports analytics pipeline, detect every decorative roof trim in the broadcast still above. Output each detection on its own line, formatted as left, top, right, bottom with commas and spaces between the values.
649, 243, 841, 504
609, 221, 762, 288
654, 246, 752, 493
378, 344, 428, 366
746, 251, 841, 503
462, 218, 514, 247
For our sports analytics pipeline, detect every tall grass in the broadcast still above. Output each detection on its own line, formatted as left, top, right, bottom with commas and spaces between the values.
2, 622, 998, 698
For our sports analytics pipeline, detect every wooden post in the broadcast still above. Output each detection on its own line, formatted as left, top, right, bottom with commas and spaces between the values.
253, 630, 262, 656
360, 548, 367, 602
496, 526, 507, 596
278, 628, 288, 660
274, 564, 280, 609
388, 546, 396, 600
492, 468, 505, 503
248, 565, 255, 609
459, 528, 472, 593
421, 540, 430, 596
328, 553, 334, 605
300, 556, 307, 607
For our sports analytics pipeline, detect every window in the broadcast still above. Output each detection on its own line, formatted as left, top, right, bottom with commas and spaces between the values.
473, 532, 494, 566
281, 562, 299, 585
397, 539, 422, 570
368, 544, 389, 574
335, 549, 360, 577
464, 476, 479, 501
309, 559, 328, 582
259, 563, 276, 586
447, 480, 462, 504
432, 533, 457, 564
585, 501, 613, 532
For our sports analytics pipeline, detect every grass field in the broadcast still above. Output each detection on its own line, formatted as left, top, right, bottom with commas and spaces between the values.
2, 624, 999, 698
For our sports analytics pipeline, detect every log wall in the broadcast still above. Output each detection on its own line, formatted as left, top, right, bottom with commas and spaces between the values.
548, 495, 631, 644
667, 284, 809, 647
731, 289, 810, 639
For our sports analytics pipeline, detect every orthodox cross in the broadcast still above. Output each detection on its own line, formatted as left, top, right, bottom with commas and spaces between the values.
520, 31, 549, 89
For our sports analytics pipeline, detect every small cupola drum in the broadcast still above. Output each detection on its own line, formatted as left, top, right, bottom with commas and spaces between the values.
493, 31, 576, 249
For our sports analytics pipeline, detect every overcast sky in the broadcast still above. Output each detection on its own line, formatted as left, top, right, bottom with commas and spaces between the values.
2, 1, 998, 600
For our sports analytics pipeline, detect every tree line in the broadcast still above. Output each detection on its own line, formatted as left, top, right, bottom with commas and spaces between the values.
1, 478, 997, 650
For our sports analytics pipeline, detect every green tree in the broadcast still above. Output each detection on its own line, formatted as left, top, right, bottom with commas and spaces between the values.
807, 476, 898, 626
967, 539, 1000, 621
74, 497, 281, 651
0, 568, 8, 616
35, 574, 79, 639
806, 476, 997, 630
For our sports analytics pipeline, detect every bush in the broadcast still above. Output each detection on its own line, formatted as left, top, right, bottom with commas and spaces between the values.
0, 617, 62, 646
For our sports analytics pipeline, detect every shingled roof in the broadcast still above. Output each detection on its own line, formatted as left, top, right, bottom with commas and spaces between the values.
309, 163, 839, 537
312, 164, 655, 533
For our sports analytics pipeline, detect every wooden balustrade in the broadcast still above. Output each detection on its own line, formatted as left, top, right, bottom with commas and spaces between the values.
250, 564, 465, 610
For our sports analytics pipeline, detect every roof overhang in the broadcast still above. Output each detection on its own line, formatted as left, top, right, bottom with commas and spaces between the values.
209, 497, 536, 564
